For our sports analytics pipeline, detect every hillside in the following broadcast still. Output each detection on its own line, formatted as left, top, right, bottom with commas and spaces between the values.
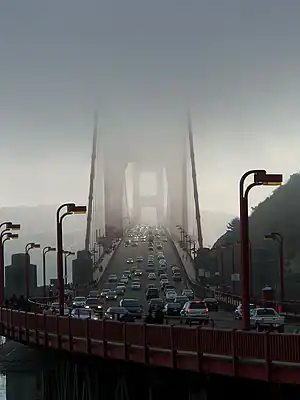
214, 173, 300, 298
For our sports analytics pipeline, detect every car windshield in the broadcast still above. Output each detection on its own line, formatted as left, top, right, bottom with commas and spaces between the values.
167, 303, 182, 309
85, 298, 101, 305
190, 302, 206, 309
74, 297, 85, 301
176, 296, 188, 302
122, 300, 139, 307
73, 309, 92, 316
109, 291, 117, 295
148, 288, 159, 293
256, 309, 276, 316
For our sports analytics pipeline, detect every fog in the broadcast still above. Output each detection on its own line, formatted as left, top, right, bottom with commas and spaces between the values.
1, 1, 300, 280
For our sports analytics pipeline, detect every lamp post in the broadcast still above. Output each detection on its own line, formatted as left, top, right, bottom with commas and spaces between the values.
240, 170, 282, 329
42, 246, 56, 298
25, 242, 40, 299
264, 232, 284, 311
57, 203, 86, 316
0, 223, 20, 304
63, 250, 75, 286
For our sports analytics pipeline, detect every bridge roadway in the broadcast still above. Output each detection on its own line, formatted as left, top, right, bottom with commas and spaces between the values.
98, 236, 238, 328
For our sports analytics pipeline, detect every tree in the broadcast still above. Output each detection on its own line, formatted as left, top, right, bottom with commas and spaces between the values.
214, 173, 300, 298
226, 217, 240, 232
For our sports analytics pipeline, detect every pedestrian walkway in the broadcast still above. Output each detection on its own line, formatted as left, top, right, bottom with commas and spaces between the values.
93, 239, 122, 283
173, 241, 197, 283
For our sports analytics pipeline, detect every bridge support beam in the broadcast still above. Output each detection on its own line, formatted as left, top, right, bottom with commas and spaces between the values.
166, 161, 185, 237
104, 161, 125, 238
156, 167, 165, 225
132, 163, 141, 225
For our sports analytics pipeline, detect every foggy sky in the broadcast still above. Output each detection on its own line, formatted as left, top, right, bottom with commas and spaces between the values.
1, 1, 300, 215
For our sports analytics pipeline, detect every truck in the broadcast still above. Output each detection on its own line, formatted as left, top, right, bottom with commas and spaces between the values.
250, 308, 285, 332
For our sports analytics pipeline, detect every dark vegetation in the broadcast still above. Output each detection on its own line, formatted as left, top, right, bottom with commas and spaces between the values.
210, 173, 300, 299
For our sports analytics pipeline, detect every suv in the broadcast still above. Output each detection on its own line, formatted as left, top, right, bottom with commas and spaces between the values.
146, 287, 160, 301
180, 301, 209, 325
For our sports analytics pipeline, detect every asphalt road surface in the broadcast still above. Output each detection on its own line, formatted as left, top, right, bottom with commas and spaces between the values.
98, 236, 240, 328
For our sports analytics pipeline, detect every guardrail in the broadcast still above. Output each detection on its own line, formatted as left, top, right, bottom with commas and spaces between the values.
1, 307, 300, 383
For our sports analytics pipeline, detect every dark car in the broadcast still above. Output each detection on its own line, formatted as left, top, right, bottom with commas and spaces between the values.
104, 306, 135, 322
149, 298, 164, 312
163, 302, 182, 316
174, 295, 189, 307
120, 299, 143, 318
85, 297, 103, 314
146, 287, 160, 301
203, 298, 219, 312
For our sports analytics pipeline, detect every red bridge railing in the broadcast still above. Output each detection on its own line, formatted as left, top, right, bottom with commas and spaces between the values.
1, 308, 300, 383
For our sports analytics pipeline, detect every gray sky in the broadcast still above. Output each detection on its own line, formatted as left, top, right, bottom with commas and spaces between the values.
1, 1, 300, 215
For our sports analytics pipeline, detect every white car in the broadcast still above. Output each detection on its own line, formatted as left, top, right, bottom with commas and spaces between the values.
165, 290, 176, 301
148, 273, 156, 280
71, 308, 98, 320
72, 296, 86, 307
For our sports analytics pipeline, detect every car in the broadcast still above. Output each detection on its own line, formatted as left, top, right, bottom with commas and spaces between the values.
146, 284, 156, 292
137, 256, 144, 262
160, 279, 169, 289
146, 287, 160, 301
173, 273, 181, 282
108, 275, 118, 283
106, 291, 118, 300
164, 285, 175, 293
104, 307, 135, 321
119, 277, 129, 284
88, 290, 99, 298
159, 259, 167, 266
148, 298, 164, 312
134, 270, 142, 276
131, 282, 141, 290
203, 298, 219, 312
127, 258, 134, 264
157, 267, 166, 276
123, 270, 131, 278
174, 295, 189, 307
148, 273, 156, 280
165, 289, 176, 301
163, 302, 182, 316
72, 296, 86, 308
180, 301, 209, 325
85, 297, 103, 312
160, 274, 168, 281
100, 289, 111, 298
115, 286, 125, 295
71, 308, 98, 320
120, 299, 143, 318
182, 289, 194, 300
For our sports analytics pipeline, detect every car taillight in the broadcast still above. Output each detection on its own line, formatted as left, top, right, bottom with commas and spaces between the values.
205, 308, 208, 312
187, 308, 191, 313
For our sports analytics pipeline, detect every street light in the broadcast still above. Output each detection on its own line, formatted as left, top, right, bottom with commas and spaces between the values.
42, 246, 56, 298
25, 242, 40, 299
56, 203, 86, 316
264, 232, 284, 311
62, 250, 75, 286
239, 170, 283, 329
0, 223, 20, 304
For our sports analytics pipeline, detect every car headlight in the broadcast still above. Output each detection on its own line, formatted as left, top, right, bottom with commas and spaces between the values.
85, 306, 90, 308
98, 305, 102, 309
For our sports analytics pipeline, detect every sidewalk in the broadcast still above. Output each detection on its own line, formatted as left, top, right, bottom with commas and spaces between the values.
173, 241, 197, 284
93, 239, 122, 283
